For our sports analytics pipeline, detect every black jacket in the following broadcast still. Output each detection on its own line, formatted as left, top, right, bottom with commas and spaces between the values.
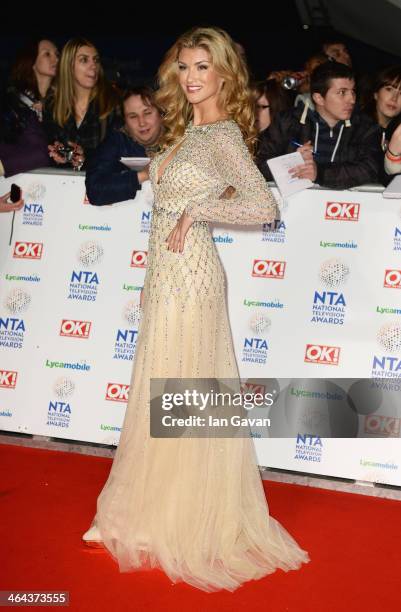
43, 97, 118, 168
256, 104, 383, 189
0, 86, 49, 177
85, 128, 147, 206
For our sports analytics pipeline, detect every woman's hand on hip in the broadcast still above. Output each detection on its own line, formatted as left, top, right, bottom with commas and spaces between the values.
165, 210, 194, 253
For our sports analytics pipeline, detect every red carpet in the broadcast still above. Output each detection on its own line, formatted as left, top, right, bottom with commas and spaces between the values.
1, 443, 400, 611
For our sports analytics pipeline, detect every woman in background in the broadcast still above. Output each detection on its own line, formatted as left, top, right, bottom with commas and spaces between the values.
361, 65, 401, 147
252, 79, 292, 133
0, 38, 58, 177
43, 37, 118, 170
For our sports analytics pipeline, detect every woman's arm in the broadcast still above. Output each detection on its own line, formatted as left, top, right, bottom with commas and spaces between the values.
185, 123, 278, 225
385, 123, 401, 175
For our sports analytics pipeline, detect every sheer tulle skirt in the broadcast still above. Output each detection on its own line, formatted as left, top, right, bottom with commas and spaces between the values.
88, 280, 310, 592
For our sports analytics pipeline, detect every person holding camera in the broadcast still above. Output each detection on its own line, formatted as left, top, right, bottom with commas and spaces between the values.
256, 62, 382, 189
85, 86, 163, 206
43, 37, 119, 171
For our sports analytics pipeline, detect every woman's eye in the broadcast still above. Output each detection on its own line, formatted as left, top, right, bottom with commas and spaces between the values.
198, 64, 208, 70
178, 64, 186, 71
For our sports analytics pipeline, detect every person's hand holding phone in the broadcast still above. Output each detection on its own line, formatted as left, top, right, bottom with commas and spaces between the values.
0, 185, 24, 213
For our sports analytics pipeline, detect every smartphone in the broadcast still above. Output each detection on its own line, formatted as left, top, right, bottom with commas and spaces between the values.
10, 183, 21, 203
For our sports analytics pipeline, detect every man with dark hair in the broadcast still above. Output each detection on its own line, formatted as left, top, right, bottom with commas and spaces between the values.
256, 62, 382, 189
85, 86, 163, 206
322, 40, 352, 67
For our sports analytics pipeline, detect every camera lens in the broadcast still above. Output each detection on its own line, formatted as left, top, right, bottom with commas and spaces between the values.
282, 77, 298, 90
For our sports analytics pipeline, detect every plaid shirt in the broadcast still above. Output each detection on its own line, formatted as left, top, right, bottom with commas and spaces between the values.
43, 98, 120, 165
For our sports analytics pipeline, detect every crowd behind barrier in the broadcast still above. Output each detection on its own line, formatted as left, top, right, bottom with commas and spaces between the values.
0, 170, 400, 486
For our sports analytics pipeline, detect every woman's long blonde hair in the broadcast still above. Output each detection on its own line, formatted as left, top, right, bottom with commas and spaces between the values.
51, 37, 117, 127
155, 27, 257, 153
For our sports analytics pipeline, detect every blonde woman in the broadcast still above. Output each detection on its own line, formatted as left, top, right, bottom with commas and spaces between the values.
43, 37, 118, 169
82, 26, 310, 592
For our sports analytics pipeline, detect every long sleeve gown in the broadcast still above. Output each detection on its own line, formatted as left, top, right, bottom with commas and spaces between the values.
87, 119, 310, 592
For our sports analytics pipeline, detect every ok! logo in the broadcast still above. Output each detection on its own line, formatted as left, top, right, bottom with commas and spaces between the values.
325, 202, 360, 221
59, 319, 92, 339
304, 344, 341, 366
252, 259, 286, 279
105, 383, 130, 402
384, 269, 401, 289
131, 250, 148, 268
13, 242, 43, 259
0, 370, 18, 389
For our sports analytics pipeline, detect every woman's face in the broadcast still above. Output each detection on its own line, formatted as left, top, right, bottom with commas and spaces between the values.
177, 46, 224, 109
375, 83, 401, 126
73, 45, 100, 90
256, 94, 271, 132
33, 40, 59, 79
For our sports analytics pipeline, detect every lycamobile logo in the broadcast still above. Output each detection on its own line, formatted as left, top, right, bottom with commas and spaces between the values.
79, 224, 111, 232
5, 273, 40, 282
244, 298, 284, 308
45, 359, 90, 371
376, 306, 401, 315
320, 240, 357, 249
123, 283, 142, 292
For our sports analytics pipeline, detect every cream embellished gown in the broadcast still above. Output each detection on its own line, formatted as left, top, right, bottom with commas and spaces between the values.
88, 119, 310, 592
